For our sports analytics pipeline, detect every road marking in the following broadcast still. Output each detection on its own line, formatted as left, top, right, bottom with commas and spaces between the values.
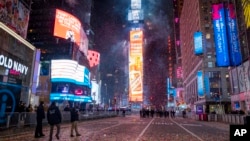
136, 118, 154, 141
181, 123, 202, 127
170, 118, 204, 141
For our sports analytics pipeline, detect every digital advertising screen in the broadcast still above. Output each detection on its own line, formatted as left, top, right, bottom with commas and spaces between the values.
50, 93, 92, 102
0, 0, 30, 39
53, 9, 88, 56
225, 4, 242, 66
87, 50, 100, 68
212, 4, 230, 67
50, 82, 92, 102
193, 31, 203, 55
197, 71, 204, 98
51, 59, 91, 88
131, 0, 141, 10
129, 30, 143, 102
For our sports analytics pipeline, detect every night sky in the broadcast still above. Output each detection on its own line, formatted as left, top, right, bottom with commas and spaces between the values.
91, 0, 174, 105
91, 0, 130, 75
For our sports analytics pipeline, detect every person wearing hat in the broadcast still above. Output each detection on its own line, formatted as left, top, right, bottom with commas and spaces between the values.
34, 101, 45, 138
47, 101, 62, 141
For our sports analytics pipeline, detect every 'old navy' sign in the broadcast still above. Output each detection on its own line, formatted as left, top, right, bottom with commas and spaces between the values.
0, 55, 29, 75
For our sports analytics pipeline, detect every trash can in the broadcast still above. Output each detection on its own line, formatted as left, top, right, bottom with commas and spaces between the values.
244, 116, 250, 125
203, 114, 208, 121
198, 114, 202, 121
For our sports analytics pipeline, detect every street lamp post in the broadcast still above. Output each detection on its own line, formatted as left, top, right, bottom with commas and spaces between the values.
105, 83, 108, 110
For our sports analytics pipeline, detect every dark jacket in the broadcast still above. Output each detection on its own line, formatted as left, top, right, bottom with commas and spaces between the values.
47, 104, 62, 125
36, 103, 45, 120
70, 107, 79, 122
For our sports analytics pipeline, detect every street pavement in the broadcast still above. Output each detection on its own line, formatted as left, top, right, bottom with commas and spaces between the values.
0, 114, 230, 141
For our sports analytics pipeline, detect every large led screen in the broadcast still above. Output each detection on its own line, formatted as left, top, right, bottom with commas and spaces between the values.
129, 30, 143, 102
53, 9, 88, 56
225, 4, 242, 66
0, 0, 30, 39
131, 0, 141, 9
87, 50, 100, 68
51, 59, 91, 88
212, 4, 230, 67
193, 32, 203, 55
50, 93, 92, 102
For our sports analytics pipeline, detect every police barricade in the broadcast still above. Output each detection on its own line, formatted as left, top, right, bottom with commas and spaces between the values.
0, 111, 117, 130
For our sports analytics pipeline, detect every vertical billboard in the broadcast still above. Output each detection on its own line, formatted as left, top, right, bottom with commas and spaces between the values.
129, 30, 143, 102
197, 70, 204, 98
193, 31, 203, 55
225, 4, 242, 66
212, 4, 230, 67
53, 9, 88, 56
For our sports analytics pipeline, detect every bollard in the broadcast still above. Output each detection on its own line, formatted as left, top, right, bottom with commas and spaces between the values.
6, 115, 10, 128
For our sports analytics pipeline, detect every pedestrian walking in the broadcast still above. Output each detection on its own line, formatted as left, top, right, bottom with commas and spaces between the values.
34, 101, 45, 138
64, 104, 70, 112
47, 101, 62, 141
70, 105, 81, 137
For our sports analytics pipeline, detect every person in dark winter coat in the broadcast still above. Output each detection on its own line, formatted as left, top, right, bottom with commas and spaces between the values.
47, 101, 62, 141
34, 101, 45, 138
70, 105, 81, 137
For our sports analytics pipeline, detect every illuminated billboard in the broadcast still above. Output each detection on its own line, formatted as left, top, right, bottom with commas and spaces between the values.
212, 4, 230, 67
197, 71, 204, 98
176, 66, 183, 79
193, 32, 203, 55
0, 0, 30, 39
53, 9, 88, 56
87, 50, 100, 68
51, 59, 91, 88
131, 0, 141, 9
225, 4, 242, 66
129, 30, 143, 102
50, 93, 92, 102
128, 10, 144, 21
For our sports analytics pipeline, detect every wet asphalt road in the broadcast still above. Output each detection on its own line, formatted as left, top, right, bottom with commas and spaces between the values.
0, 114, 229, 141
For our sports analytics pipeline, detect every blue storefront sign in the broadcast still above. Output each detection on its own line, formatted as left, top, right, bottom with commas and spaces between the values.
212, 4, 230, 67
225, 4, 242, 66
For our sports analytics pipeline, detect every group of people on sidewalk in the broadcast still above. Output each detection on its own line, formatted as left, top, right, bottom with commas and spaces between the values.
34, 101, 81, 141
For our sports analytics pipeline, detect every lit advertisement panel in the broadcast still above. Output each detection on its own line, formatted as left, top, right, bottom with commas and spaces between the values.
204, 72, 210, 97
87, 50, 100, 68
176, 66, 183, 79
243, 0, 250, 28
193, 32, 203, 55
51, 59, 91, 88
197, 71, 204, 98
129, 30, 143, 102
128, 10, 144, 21
0, 0, 30, 39
131, 0, 141, 9
53, 9, 88, 56
225, 4, 242, 66
50, 93, 92, 102
212, 4, 230, 67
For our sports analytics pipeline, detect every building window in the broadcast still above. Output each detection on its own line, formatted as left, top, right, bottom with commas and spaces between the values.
208, 62, 213, 68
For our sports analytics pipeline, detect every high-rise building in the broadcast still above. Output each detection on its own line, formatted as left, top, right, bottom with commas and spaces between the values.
229, 0, 250, 114
26, 0, 95, 107
180, 0, 233, 114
